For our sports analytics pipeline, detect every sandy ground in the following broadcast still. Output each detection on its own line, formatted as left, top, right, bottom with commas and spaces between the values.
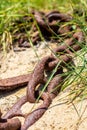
0, 42, 87, 130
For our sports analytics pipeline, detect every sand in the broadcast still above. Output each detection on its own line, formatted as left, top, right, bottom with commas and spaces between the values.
0, 42, 87, 130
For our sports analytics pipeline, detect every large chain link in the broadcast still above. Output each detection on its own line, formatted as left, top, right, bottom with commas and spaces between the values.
0, 10, 85, 130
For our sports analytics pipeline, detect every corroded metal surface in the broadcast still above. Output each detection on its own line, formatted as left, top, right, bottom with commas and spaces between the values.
0, 10, 85, 130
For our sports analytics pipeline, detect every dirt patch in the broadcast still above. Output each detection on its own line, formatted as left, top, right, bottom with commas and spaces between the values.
0, 43, 87, 130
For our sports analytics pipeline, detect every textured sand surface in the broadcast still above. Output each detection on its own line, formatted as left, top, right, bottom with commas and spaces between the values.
0, 43, 87, 130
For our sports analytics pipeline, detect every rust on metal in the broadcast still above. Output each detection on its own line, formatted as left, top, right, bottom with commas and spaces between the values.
0, 118, 21, 130
0, 74, 31, 91
0, 10, 85, 130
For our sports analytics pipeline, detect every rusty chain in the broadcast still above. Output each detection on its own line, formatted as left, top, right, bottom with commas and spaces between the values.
0, 10, 85, 130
